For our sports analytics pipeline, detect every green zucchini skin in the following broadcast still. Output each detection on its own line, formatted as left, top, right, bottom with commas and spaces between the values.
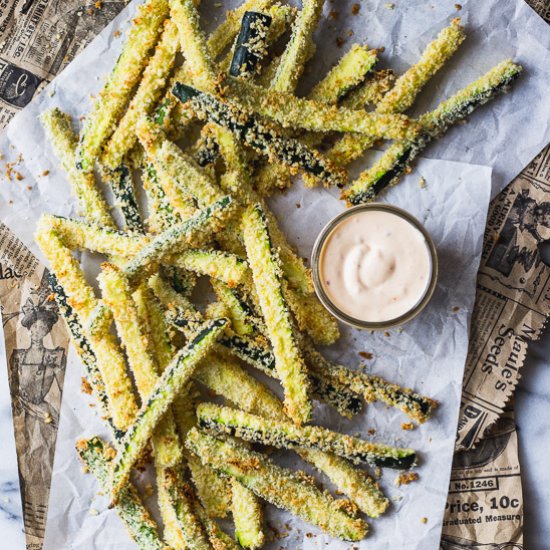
76, 437, 165, 549
123, 195, 233, 285
171, 83, 346, 187
48, 274, 124, 442
346, 60, 523, 205
103, 165, 144, 233
110, 318, 227, 502
230, 11, 272, 78
197, 402, 416, 469
185, 428, 369, 541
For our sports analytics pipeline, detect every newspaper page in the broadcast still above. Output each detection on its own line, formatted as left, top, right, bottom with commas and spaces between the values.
0, 0, 549, 549
0, 222, 69, 550
0, 0, 128, 128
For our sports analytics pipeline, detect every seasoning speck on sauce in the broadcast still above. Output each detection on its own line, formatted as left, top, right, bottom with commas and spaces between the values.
319, 209, 432, 323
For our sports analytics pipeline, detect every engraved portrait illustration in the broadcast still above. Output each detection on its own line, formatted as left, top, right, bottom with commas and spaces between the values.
4, 271, 66, 536
486, 188, 550, 278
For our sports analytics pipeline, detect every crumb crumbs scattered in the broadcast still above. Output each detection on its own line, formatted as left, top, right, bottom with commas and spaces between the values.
95, 1, 103, 8
367, 428, 376, 436
44, 413, 53, 424
351, 3, 361, 15
454, 3, 462, 10
329, 9, 339, 19
114, 30, 121, 38
359, 351, 373, 360
402, 422, 414, 431
421, 517, 428, 524
81, 377, 93, 395
41, 170, 50, 176
384, 3, 395, 9
395, 471, 419, 487
89, 508, 99, 516
384, 331, 391, 337
295, 203, 301, 208
452, 306, 460, 313
143, 483, 154, 498
419, 176, 427, 188
336, 36, 346, 47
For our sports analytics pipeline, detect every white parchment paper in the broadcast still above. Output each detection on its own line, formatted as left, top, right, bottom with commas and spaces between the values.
0, 0, 547, 548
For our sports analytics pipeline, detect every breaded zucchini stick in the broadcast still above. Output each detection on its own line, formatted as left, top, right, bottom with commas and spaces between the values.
76, 437, 165, 549
173, 83, 346, 187
110, 318, 227, 502
101, 165, 144, 233
169, 249, 250, 288
328, 18, 466, 166
40, 109, 114, 228
309, 44, 378, 103
270, 0, 324, 92
38, 214, 147, 258
36, 228, 138, 430
101, 19, 180, 170
98, 266, 182, 469
123, 195, 233, 284
198, 402, 417, 469
231, 471, 265, 549
211, 280, 258, 336
186, 428, 368, 541
344, 59, 523, 204
225, 78, 417, 141
76, 0, 170, 171
301, 341, 438, 424
241, 204, 311, 424
341, 69, 396, 110
229, 11, 273, 79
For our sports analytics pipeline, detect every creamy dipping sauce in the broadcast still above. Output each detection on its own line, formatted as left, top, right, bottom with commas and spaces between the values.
318, 209, 433, 324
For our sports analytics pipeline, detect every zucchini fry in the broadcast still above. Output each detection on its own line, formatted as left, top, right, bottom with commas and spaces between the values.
328, 19, 466, 167
229, 11, 273, 78
345, 59, 522, 204
40, 109, 113, 228
225, 78, 417, 140
198, 402, 417, 469
241, 204, 311, 424
141, 162, 182, 233
211, 280, 258, 336
36, 228, 138, 430
231, 476, 265, 549
208, 0, 275, 62
123, 195, 233, 284
110, 318, 227, 502
341, 69, 396, 110
98, 266, 182, 469
172, 83, 346, 187
309, 44, 378, 103
76, 437, 165, 550
169, 0, 217, 91
49, 274, 123, 440
101, 165, 144, 233
270, 0, 324, 92
194, 354, 387, 518
186, 428, 368, 541
38, 214, 147, 258
76, 0, 170, 171
101, 19, 180, 170
300, 341, 438, 423
169, 249, 250, 288
187, 453, 232, 518
137, 117, 224, 207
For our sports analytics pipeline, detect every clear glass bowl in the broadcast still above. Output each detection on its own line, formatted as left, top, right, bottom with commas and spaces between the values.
311, 203, 438, 330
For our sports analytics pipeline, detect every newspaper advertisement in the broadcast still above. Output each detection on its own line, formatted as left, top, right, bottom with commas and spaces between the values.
0, 0, 128, 127
0, 0, 549, 549
0, 222, 68, 549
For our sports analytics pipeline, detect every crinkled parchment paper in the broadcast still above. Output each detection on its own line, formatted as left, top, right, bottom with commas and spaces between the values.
1, 0, 549, 548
